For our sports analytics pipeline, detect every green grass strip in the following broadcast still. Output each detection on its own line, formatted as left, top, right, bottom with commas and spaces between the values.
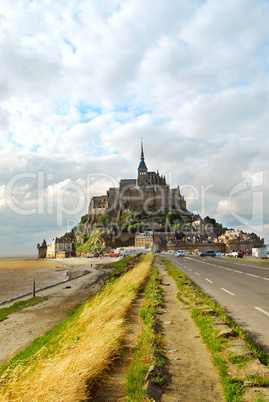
125, 266, 165, 401
223, 257, 269, 265
0, 297, 47, 322
107, 254, 142, 277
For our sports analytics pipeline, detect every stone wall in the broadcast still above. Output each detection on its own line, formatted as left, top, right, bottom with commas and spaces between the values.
153, 238, 264, 253
224, 239, 264, 253
154, 241, 225, 253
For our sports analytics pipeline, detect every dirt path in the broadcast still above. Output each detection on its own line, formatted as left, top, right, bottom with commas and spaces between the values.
88, 257, 225, 401
155, 257, 224, 401
89, 289, 145, 401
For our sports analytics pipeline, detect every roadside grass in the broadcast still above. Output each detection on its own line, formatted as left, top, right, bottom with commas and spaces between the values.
161, 258, 194, 305
161, 258, 269, 402
243, 258, 269, 265
106, 254, 142, 277
0, 297, 47, 322
65, 303, 83, 317
255, 395, 268, 402
126, 266, 166, 401
223, 257, 269, 265
0, 253, 153, 402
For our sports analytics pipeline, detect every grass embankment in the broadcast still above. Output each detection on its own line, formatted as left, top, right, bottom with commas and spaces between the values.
0, 297, 46, 322
106, 254, 142, 276
126, 266, 166, 401
162, 258, 269, 402
0, 253, 154, 401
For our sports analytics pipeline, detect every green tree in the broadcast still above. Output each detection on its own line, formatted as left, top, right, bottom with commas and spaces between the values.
80, 214, 88, 224
122, 222, 129, 232
97, 213, 112, 227
128, 224, 137, 233
82, 234, 89, 243
205, 216, 216, 225
166, 211, 182, 224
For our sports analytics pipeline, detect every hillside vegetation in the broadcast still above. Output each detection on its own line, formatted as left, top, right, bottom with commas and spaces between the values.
0, 254, 154, 401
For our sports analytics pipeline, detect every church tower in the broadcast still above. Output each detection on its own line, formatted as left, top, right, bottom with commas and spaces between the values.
137, 139, 148, 187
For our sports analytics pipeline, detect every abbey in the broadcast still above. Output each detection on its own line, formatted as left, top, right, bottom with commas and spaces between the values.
88, 141, 187, 224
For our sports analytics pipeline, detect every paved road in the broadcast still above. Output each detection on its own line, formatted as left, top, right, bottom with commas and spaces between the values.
165, 254, 269, 351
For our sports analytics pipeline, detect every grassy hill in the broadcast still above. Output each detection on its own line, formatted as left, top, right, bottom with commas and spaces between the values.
0, 254, 154, 401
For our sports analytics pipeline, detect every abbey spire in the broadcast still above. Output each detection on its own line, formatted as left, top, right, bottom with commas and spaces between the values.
138, 138, 147, 170
141, 138, 144, 159
137, 138, 148, 186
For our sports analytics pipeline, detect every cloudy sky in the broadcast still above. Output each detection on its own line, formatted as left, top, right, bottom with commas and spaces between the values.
0, 0, 268, 255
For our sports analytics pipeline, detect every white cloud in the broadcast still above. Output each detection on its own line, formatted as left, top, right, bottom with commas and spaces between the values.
0, 0, 269, 254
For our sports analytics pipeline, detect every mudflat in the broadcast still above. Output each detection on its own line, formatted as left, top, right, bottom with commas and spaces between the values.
0, 259, 68, 304
0, 257, 115, 365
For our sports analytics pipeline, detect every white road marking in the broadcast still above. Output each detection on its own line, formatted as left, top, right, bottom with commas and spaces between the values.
189, 269, 192, 271
225, 268, 232, 271
221, 288, 235, 296
205, 278, 213, 283
234, 270, 243, 273
195, 272, 201, 276
263, 278, 269, 281
235, 263, 269, 271
246, 273, 260, 278
255, 307, 269, 317
211, 264, 216, 267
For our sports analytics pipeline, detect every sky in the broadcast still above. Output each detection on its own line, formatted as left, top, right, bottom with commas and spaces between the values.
0, 0, 268, 255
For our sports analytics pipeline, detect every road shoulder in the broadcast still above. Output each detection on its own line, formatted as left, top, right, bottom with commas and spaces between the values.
155, 257, 225, 401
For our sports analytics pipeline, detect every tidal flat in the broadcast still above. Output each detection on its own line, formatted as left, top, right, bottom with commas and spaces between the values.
0, 259, 68, 304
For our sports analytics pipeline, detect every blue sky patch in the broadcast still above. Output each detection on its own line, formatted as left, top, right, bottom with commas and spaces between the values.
63, 38, 76, 53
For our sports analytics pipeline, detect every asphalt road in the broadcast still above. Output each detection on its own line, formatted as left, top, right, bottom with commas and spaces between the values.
165, 254, 269, 351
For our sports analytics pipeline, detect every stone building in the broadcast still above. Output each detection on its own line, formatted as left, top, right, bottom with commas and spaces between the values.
88, 140, 187, 225
135, 231, 154, 249
37, 237, 75, 258
46, 237, 74, 258
37, 239, 47, 258
218, 230, 264, 253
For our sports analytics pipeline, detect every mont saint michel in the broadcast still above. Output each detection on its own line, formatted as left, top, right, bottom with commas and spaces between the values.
88, 140, 187, 225
38, 141, 264, 258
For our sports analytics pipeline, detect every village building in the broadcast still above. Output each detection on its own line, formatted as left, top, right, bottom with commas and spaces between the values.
135, 231, 154, 249
217, 229, 264, 253
37, 237, 75, 258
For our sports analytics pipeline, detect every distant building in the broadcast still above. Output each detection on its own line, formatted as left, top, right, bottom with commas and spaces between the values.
37, 239, 47, 258
114, 246, 150, 256
37, 237, 75, 258
217, 229, 264, 253
135, 232, 154, 248
46, 237, 74, 258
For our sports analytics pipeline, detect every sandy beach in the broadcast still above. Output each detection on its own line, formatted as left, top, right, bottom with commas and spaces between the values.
0, 257, 117, 366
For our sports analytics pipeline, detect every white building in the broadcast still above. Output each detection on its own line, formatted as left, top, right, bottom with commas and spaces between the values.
46, 237, 74, 258
135, 232, 154, 248
114, 246, 150, 257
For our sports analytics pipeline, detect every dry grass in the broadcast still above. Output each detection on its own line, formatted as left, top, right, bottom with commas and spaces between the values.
0, 253, 153, 402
